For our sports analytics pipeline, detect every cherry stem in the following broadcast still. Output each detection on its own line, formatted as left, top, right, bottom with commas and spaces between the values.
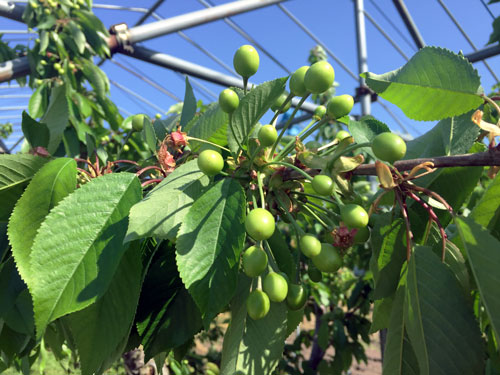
302, 203, 334, 229
269, 92, 295, 126
77, 168, 92, 179
407, 190, 447, 262
113, 159, 139, 166
264, 161, 314, 181
136, 165, 166, 178
410, 185, 454, 215
395, 189, 413, 262
187, 136, 231, 152
263, 241, 280, 272
141, 178, 163, 188
257, 172, 266, 209
270, 94, 309, 158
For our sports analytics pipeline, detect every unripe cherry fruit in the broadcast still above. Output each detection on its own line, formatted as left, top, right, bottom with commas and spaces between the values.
304, 61, 335, 94
300, 235, 322, 258
246, 290, 270, 320
311, 175, 334, 196
289, 66, 309, 97
263, 272, 288, 302
233, 45, 259, 78
242, 246, 268, 277
312, 243, 343, 273
219, 89, 239, 114
340, 204, 369, 228
286, 284, 307, 311
245, 208, 275, 240
197, 149, 224, 176
258, 124, 278, 147
313, 105, 326, 120
271, 92, 292, 113
335, 130, 351, 141
132, 114, 145, 132
327, 95, 354, 119
372, 132, 407, 163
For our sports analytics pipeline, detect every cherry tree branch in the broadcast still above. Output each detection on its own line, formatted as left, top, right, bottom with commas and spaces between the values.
353, 147, 500, 175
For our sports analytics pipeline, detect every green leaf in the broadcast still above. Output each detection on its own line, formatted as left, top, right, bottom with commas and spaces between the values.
0, 258, 34, 336
405, 246, 484, 375
180, 78, 197, 129
228, 78, 287, 154
42, 84, 69, 154
67, 242, 143, 375
471, 172, 500, 240
176, 178, 246, 326
188, 103, 229, 150
0, 154, 49, 222
21, 111, 50, 150
382, 283, 419, 375
153, 115, 179, 141
82, 61, 107, 98
28, 173, 142, 338
488, 17, 500, 45
362, 47, 483, 121
220, 275, 287, 375
266, 230, 296, 281
141, 116, 157, 153
370, 295, 394, 333
370, 213, 407, 300
125, 160, 209, 242
8, 158, 76, 286
66, 21, 85, 54
28, 82, 48, 119
348, 117, 391, 158
136, 244, 203, 359
456, 216, 500, 341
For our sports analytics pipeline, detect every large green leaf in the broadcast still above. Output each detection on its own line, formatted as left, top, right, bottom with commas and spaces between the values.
42, 84, 69, 154
471, 172, 500, 240
176, 178, 246, 326
8, 158, 77, 285
228, 78, 287, 154
67, 242, 143, 375
362, 47, 483, 121
405, 110, 479, 159
28, 173, 142, 337
456, 216, 500, 341
0, 259, 34, 336
220, 276, 287, 375
0, 154, 49, 222
125, 160, 210, 242
188, 102, 229, 150
136, 244, 203, 359
382, 283, 419, 375
405, 246, 484, 375
370, 213, 407, 300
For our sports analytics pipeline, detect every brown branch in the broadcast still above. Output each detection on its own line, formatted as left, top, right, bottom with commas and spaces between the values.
353, 148, 500, 175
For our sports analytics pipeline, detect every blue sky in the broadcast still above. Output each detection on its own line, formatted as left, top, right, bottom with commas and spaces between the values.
1, 0, 500, 150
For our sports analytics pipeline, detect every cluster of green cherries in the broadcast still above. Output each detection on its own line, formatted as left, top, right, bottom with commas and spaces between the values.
196, 45, 407, 320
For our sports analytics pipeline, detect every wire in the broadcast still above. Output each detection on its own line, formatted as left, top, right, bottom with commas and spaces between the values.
277, 4, 358, 81
363, 10, 409, 61
110, 58, 181, 102
197, 0, 291, 74
479, 0, 496, 19
437, 0, 499, 83
367, 0, 417, 52
110, 80, 165, 114
134, 0, 166, 26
